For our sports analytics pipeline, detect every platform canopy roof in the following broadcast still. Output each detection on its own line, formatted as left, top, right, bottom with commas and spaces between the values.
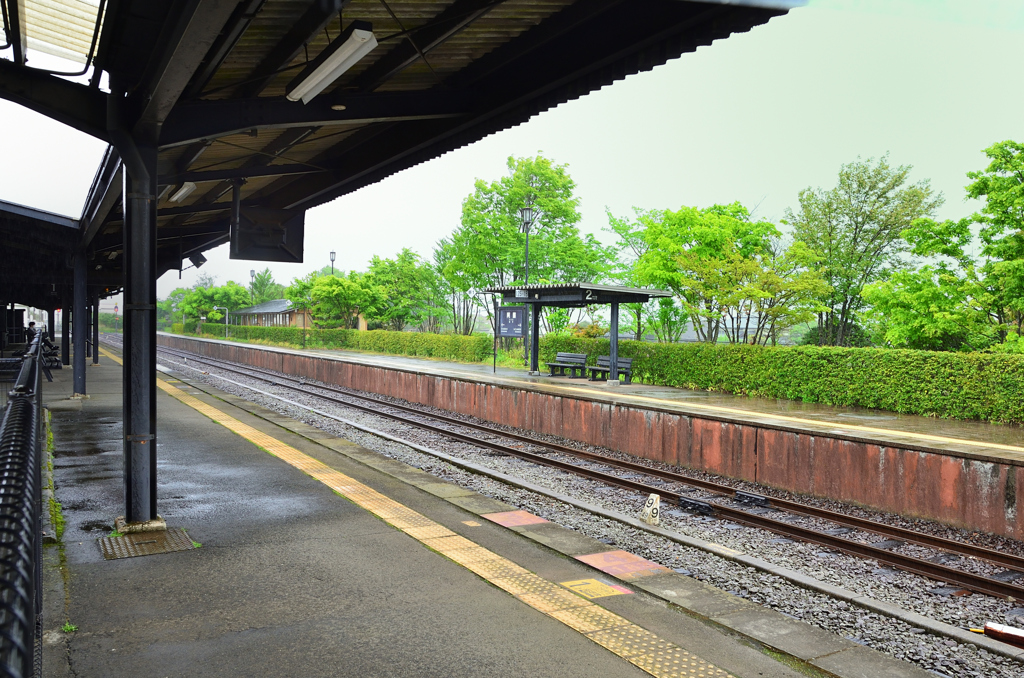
485, 282, 671, 307
0, 0, 800, 309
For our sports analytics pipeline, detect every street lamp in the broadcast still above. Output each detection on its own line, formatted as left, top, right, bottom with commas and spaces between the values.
330, 250, 336, 276
250, 269, 255, 304
519, 198, 535, 368
213, 306, 229, 339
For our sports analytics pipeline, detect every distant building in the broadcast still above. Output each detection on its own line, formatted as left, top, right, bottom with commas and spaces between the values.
229, 299, 313, 328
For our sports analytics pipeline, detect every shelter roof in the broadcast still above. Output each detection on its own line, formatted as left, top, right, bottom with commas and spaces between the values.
0, 0, 799, 308
231, 298, 294, 314
485, 282, 671, 307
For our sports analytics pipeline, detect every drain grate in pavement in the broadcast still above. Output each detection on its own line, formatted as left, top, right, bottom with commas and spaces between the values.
100, 528, 196, 560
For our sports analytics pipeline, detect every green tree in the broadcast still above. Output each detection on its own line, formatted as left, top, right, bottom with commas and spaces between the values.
309, 272, 385, 328
452, 154, 612, 335
434, 234, 480, 335
635, 203, 777, 343
606, 207, 666, 340
366, 248, 441, 331
285, 271, 318, 313
785, 155, 942, 346
181, 281, 251, 322
158, 287, 189, 324
250, 267, 284, 306
862, 141, 1024, 350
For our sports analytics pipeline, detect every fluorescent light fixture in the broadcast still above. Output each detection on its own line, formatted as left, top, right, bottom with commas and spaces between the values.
169, 182, 197, 203
286, 20, 377, 104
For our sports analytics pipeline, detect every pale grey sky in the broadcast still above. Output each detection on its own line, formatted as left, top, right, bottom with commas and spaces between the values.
2, 0, 1022, 302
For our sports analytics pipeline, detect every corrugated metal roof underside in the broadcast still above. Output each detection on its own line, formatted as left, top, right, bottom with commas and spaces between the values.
24, 0, 104, 64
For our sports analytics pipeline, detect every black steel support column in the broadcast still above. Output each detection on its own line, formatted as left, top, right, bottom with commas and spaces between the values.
85, 297, 92, 359
61, 291, 70, 366
122, 136, 159, 523
92, 292, 100, 364
530, 303, 541, 375
47, 308, 55, 340
73, 252, 87, 395
609, 302, 619, 383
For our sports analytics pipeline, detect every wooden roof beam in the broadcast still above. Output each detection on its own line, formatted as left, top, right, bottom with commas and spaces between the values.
239, 0, 350, 98
180, 0, 268, 100
348, 0, 500, 92
159, 91, 469, 147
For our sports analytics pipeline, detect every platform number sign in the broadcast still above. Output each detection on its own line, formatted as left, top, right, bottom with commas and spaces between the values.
641, 493, 660, 526
498, 306, 526, 338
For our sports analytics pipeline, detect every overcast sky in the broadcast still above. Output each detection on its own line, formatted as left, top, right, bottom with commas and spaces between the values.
2, 0, 1023, 305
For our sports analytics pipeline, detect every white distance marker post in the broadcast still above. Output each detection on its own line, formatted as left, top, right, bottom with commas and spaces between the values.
641, 493, 661, 526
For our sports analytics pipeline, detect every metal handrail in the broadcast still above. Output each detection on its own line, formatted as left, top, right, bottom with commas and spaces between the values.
0, 334, 43, 677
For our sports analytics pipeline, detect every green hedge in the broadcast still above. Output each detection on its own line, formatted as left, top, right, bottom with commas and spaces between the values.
174, 325, 493, 363
540, 336, 1024, 424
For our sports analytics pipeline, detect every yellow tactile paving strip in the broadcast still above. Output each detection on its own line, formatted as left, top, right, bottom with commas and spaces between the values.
101, 347, 731, 677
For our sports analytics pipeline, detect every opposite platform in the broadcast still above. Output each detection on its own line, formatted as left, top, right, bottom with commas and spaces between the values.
157, 334, 1024, 540
40, 348, 814, 677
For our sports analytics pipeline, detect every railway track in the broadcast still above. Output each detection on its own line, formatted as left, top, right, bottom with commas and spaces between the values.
153, 343, 1024, 600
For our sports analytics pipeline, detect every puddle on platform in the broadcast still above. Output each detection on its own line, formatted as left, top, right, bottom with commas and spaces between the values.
835, 413, 898, 421
79, 520, 114, 532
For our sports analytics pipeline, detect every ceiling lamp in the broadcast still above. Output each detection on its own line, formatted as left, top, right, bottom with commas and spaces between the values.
169, 182, 197, 203
287, 21, 377, 104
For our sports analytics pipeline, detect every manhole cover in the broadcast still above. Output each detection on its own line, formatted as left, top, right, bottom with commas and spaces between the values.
100, 528, 196, 560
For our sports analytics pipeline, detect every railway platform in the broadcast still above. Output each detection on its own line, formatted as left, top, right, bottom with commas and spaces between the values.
158, 334, 1024, 542
40, 347, 862, 678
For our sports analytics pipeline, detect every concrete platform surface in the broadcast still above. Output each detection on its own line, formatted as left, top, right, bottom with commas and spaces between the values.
40, 351, 811, 678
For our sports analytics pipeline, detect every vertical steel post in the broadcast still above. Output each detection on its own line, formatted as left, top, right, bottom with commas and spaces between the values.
85, 296, 92, 359
530, 303, 541, 374
47, 308, 55, 341
122, 136, 158, 523
609, 302, 619, 383
73, 251, 87, 395
92, 293, 100, 364
61, 290, 70, 366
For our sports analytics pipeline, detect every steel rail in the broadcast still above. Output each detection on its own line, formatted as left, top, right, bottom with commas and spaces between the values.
155, 345, 1024, 599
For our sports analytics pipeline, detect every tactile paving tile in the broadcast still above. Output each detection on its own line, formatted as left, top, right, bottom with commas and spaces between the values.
631, 650, 731, 678
548, 605, 631, 634
459, 558, 530, 580
420, 534, 479, 553
100, 528, 195, 560
587, 625, 665, 658
489, 573, 552, 597
403, 525, 457, 540
439, 546, 503, 567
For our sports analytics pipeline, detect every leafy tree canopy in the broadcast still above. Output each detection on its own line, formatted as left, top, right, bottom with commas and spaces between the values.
784, 155, 942, 346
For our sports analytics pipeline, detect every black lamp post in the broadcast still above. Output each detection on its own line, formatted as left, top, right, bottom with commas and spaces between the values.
519, 199, 535, 368
330, 250, 336, 276
249, 269, 255, 304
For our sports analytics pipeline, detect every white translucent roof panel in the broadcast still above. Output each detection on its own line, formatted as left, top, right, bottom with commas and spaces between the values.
24, 0, 104, 65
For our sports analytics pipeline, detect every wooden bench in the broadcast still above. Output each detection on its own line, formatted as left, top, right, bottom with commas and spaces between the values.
545, 352, 588, 378
588, 356, 633, 384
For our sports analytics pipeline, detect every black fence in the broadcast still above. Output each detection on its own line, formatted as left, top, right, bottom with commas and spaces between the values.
0, 336, 43, 677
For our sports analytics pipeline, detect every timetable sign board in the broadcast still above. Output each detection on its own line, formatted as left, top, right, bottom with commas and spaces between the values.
498, 306, 526, 338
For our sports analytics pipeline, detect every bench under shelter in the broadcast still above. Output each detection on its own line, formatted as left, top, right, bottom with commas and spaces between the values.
484, 283, 671, 384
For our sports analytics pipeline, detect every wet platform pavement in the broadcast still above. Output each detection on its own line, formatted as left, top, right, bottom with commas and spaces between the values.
290, 344, 1024, 464
40, 349, 830, 678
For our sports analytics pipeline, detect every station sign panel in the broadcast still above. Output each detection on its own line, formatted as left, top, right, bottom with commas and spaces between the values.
498, 306, 526, 338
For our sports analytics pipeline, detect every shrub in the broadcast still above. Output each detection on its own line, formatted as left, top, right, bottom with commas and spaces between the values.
540, 336, 1024, 424
174, 325, 493, 364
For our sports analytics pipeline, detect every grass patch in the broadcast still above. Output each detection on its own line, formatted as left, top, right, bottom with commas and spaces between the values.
107, 530, 124, 538
61, 622, 77, 633
49, 497, 65, 541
